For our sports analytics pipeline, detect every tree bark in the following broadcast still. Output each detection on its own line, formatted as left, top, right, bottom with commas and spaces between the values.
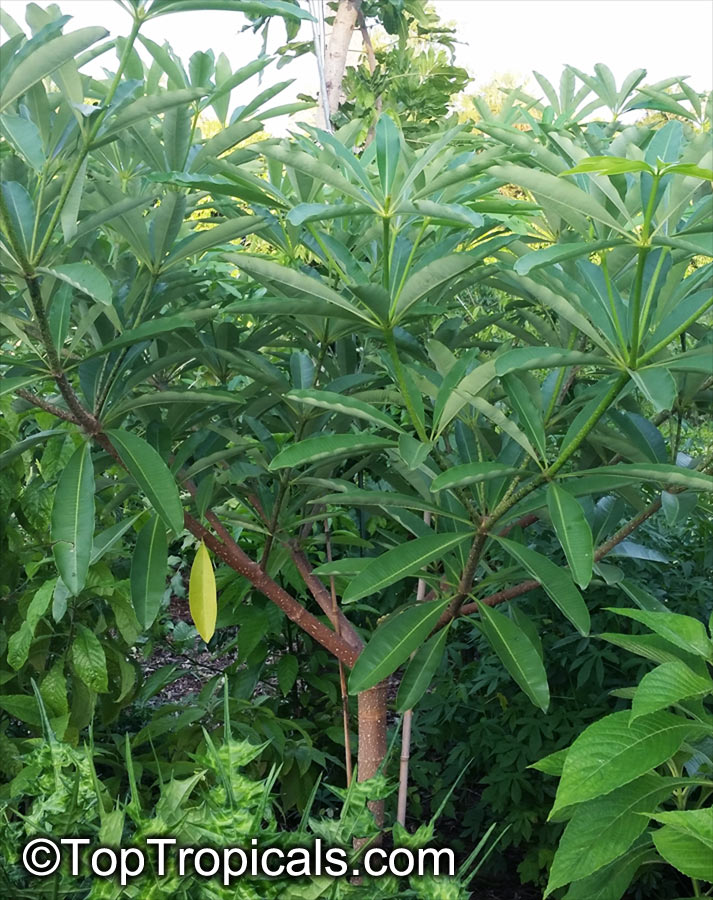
323, 0, 362, 123
357, 680, 388, 826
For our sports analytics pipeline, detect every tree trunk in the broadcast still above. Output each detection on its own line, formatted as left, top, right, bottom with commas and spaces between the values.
357, 680, 388, 826
322, 0, 362, 124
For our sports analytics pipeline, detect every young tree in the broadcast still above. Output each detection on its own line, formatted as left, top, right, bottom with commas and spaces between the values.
1, 0, 712, 841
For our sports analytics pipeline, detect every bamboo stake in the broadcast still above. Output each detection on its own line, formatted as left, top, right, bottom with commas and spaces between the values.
396, 510, 431, 827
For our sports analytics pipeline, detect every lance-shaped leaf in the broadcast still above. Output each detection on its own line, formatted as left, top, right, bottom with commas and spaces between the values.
90, 514, 142, 565
107, 429, 183, 535
189, 540, 217, 644
546, 483, 593, 589
630, 367, 677, 413
470, 395, 540, 462
51, 443, 94, 596
608, 607, 713, 660
38, 262, 112, 305
286, 202, 372, 226
489, 164, 625, 234
475, 601, 550, 711
396, 626, 450, 712
348, 597, 449, 694
495, 347, 610, 376
514, 240, 629, 275
550, 710, 708, 818
375, 113, 401, 195
495, 536, 590, 635
0, 27, 108, 112
97, 87, 206, 141
286, 388, 401, 433
343, 532, 472, 603
630, 660, 713, 722
233, 255, 376, 323
259, 142, 376, 205
502, 373, 547, 460
393, 237, 511, 320
545, 775, 689, 896
430, 462, 520, 493
269, 434, 395, 471
164, 216, 263, 266
130, 515, 168, 630
561, 156, 655, 176
567, 463, 713, 493
313, 489, 469, 525
396, 200, 484, 229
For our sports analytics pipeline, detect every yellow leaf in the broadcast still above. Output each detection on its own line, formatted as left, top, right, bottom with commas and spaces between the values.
189, 540, 216, 643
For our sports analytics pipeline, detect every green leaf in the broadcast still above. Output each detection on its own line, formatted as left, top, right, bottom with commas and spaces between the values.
343, 532, 472, 603
84, 315, 196, 357
1, 180, 34, 254
314, 489, 466, 524
0, 27, 108, 112
233, 255, 375, 323
561, 156, 654, 176
608, 608, 713, 660
495, 347, 609, 375
489, 164, 625, 234
375, 114, 401, 196
268, 434, 395, 471
550, 710, 707, 817
630, 367, 677, 413
39, 262, 112, 305
502, 373, 547, 460
471, 395, 540, 462
396, 626, 450, 712
90, 515, 142, 565
630, 660, 712, 722
98, 88, 206, 141
567, 463, 713, 493
130, 515, 168, 630
259, 143, 375, 206
148, 1, 314, 21
7, 578, 55, 670
286, 202, 371, 226
51, 442, 94, 596
662, 163, 713, 180
396, 200, 484, 229
0, 112, 45, 170
475, 602, 550, 711
651, 825, 713, 882
276, 653, 298, 695
530, 748, 568, 776
545, 775, 686, 896
397, 434, 431, 470
547, 483, 593, 589
648, 809, 713, 849
514, 240, 628, 275
106, 429, 183, 535
394, 239, 511, 321
430, 461, 520, 493
496, 536, 590, 635
348, 598, 449, 694
71, 623, 108, 693
285, 388, 401, 433
561, 837, 657, 900
60, 157, 87, 243
661, 490, 697, 526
